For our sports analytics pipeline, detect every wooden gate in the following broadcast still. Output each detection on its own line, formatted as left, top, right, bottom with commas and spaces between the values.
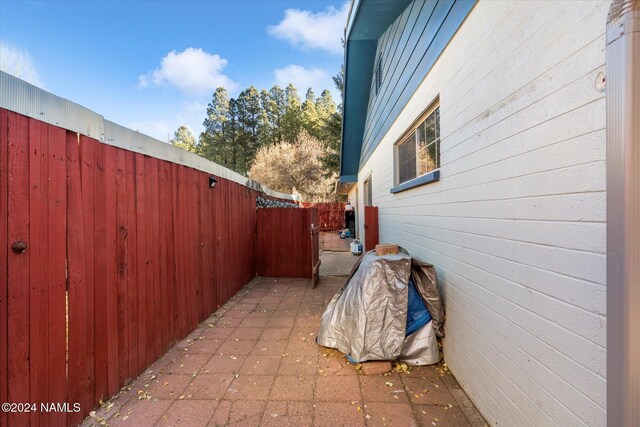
364, 206, 379, 251
256, 207, 320, 281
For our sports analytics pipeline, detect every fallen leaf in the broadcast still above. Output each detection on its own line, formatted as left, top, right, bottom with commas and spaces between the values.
385, 382, 393, 387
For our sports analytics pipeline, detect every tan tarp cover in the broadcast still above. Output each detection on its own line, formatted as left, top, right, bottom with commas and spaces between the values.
317, 249, 444, 364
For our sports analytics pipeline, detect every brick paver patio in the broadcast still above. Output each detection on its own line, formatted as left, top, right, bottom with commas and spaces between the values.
83, 276, 486, 426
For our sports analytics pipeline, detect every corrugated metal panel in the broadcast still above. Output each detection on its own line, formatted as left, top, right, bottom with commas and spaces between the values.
0, 71, 294, 201
606, 1, 640, 426
0, 71, 104, 140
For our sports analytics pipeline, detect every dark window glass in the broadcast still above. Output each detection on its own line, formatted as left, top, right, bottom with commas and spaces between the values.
398, 131, 416, 183
397, 106, 440, 184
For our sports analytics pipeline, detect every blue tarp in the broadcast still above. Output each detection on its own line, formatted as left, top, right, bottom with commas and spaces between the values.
406, 278, 431, 336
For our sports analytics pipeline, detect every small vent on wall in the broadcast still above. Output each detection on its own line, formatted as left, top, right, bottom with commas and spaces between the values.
375, 55, 383, 95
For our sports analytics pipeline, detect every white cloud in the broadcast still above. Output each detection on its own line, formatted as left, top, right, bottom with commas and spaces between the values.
274, 65, 331, 95
138, 48, 236, 96
268, 2, 349, 55
0, 42, 45, 88
128, 100, 207, 142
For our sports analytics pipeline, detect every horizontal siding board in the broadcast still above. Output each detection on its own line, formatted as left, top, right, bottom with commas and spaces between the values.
362, 0, 476, 166
381, 221, 606, 347
365, 0, 424, 116
443, 287, 599, 426
443, 282, 606, 424
381, 192, 606, 223
362, 0, 441, 148
353, 1, 609, 425
444, 67, 606, 164
445, 2, 607, 134
382, 214, 606, 258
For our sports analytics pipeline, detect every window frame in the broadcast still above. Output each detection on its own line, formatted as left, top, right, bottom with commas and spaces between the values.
392, 99, 441, 193
363, 175, 373, 206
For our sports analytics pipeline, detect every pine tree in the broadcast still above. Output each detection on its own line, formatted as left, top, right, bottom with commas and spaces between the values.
170, 126, 197, 152
266, 85, 286, 144
236, 86, 262, 170
196, 76, 342, 179
258, 89, 274, 146
301, 88, 321, 140
225, 98, 241, 172
319, 73, 345, 178
281, 84, 303, 143
202, 87, 230, 164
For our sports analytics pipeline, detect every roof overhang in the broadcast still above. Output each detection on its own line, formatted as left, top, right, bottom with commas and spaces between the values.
335, 180, 356, 195
339, 0, 413, 182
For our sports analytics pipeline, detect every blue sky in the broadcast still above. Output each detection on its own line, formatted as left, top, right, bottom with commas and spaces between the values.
0, 0, 347, 141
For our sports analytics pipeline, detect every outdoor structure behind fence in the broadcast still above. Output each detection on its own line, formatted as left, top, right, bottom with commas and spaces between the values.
0, 72, 297, 426
301, 202, 344, 231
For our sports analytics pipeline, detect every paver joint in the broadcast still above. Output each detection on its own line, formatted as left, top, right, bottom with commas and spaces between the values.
83, 275, 486, 427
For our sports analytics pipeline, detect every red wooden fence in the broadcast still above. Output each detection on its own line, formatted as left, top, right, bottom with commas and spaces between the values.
256, 208, 319, 278
0, 109, 261, 426
301, 202, 344, 231
364, 206, 379, 251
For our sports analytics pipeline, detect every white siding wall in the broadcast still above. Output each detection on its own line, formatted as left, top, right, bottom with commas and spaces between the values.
357, 1, 608, 425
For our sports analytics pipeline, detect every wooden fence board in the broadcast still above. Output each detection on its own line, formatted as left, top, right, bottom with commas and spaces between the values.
170, 162, 180, 342
0, 109, 8, 427
188, 168, 198, 329
79, 135, 96, 414
94, 141, 108, 403
7, 112, 31, 427
161, 162, 170, 345
195, 171, 205, 323
148, 157, 161, 358
134, 153, 147, 372
47, 124, 68, 426
104, 144, 119, 396
115, 148, 129, 384
125, 151, 138, 380
28, 118, 47, 426
66, 130, 88, 427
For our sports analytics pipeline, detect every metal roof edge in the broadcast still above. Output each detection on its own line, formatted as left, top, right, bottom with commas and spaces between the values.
0, 71, 295, 201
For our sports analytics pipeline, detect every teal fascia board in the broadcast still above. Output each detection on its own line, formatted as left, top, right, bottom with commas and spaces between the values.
339, 174, 358, 183
340, 0, 413, 182
340, 0, 477, 180
340, 39, 377, 181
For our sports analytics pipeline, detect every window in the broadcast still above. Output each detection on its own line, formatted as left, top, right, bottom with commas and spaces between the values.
375, 55, 383, 95
394, 102, 440, 188
364, 176, 373, 206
